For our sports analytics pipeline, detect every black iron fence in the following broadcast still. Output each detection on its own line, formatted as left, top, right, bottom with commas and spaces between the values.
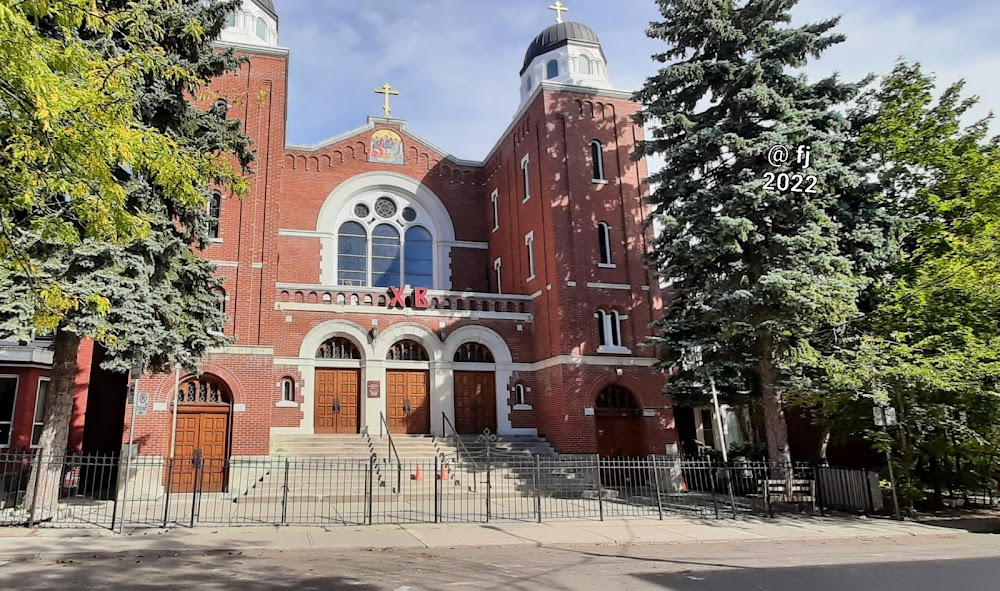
0, 449, 913, 530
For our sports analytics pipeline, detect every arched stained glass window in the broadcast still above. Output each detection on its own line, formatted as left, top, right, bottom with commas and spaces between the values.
404, 226, 433, 288
387, 339, 429, 361
372, 224, 401, 288
337, 221, 368, 286
454, 342, 495, 363
317, 337, 361, 359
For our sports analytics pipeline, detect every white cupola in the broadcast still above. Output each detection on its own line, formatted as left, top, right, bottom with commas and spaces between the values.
519, 21, 614, 106
219, 0, 279, 48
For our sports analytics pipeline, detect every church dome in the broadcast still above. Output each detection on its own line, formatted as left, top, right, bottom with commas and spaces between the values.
520, 22, 603, 75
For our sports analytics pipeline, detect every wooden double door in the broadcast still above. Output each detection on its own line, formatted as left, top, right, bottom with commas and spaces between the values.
171, 406, 230, 493
454, 371, 497, 434
386, 370, 430, 434
595, 412, 646, 458
315, 369, 361, 434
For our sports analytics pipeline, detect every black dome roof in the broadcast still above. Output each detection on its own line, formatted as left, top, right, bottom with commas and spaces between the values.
251, 0, 277, 21
521, 22, 604, 75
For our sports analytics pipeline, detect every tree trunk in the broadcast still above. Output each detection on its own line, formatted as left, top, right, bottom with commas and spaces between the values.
758, 358, 792, 471
25, 329, 81, 520
818, 429, 831, 464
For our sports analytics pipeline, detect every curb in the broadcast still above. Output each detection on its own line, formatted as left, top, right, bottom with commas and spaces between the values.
0, 527, 964, 563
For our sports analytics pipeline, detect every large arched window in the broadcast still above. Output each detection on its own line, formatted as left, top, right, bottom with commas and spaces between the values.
337, 221, 368, 286
335, 195, 436, 288
372, 224, 401, 288
255, 17, 267, 40
546, 59, 559, 79
404, 226, 433, 288
578, 55, 593, 75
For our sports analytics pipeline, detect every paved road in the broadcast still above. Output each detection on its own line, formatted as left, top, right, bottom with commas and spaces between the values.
1, 534, 997, 590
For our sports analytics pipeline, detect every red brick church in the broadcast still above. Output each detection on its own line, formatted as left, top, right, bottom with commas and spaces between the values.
0, 0, 677, 479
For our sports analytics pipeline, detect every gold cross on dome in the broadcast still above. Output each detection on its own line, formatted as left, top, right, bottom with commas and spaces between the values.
548, 1, 569, 23
375, 82, 399, 118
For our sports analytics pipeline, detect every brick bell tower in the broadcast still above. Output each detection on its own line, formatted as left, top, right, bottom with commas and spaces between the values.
484, 4, 674, 455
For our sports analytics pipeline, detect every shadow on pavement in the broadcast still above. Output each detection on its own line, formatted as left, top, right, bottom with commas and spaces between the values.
631, 556, 1000, 591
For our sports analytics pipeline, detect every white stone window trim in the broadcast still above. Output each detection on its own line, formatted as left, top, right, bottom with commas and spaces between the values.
597, 263, 617, 269
513, 384, 527, 406
513, 403, 533, 411
595, 309, 628, 352
275, 400, 299, 408
491, 189, 499, 232
520, 154, 531, 203
524, 231, 536, 282
494, 257, 502, 295
0, 374, 19, 448
280, 377, 295, 402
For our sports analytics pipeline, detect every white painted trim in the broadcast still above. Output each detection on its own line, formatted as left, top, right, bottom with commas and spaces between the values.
275, 400, 298, 408
586, 282, 631, 290
208, 346, 274, 356
524, 230, 535, 281
512, 404, 533, 411
215, 40, 290, 57
525, 355, 655, 371
208, 238, 224, 244
530, 290, 544, 299
252, 263, 264, 269
274, 283, 532, 301
278, 229, 331, 239
443, 240, 489, 250
520, 154, 531, 203
566, 281, 577, 287
592, 179, 609, 185
210, 260, 240, 268
275, 302, 532, 322
597, 263, 617, 269
315, 171, 457, 290
597, 345, 632, 355
491, 189, 499, 232
641, 286, 651, 291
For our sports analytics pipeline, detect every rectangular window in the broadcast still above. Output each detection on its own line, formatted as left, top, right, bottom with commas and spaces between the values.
491, 189, 499, 232
0, 376, 18, 447
494, 258, 502, 295
525, 231, 535, 281
700, 408, 716, 451
31, 378, 49, 446
521, 154, 531, 203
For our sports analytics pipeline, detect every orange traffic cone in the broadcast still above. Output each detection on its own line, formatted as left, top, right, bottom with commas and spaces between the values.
412, 465, 423, 481
439, 465, 449, 481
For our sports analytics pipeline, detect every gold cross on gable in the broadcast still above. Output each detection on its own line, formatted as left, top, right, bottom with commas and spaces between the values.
548, 1, 569, 23
375, 82, 399, 118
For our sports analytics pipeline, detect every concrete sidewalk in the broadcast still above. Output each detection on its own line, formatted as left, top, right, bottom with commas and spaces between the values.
0, 516, 964, 562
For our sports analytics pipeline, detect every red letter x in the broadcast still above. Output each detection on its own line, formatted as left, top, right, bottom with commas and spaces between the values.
413, 287, 429, 309
387, 286, 406, 308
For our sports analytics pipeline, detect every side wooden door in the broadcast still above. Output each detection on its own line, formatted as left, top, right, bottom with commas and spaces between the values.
454, 371, 496, 434
315, 369, 360, 434
386, 370, 430, 434
170, 409, 230, 493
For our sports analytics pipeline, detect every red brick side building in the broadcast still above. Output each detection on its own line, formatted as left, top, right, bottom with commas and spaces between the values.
0, 1, 677, 473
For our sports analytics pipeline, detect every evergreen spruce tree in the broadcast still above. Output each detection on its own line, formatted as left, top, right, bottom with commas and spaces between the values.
0, 0, 253, 516
634, 0, 867, 464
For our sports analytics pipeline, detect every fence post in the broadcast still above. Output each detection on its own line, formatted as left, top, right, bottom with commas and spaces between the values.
366, 457, 373, 526
865, 469, 876, 515
710, 460, 720, 519
434, 456, 441, 524
816, 464, 826, 516
190, 451, 202, 528
595, 454, 604, 522
281, 459, 290, 525
27, 448, 44, 528
162, 458, 174, 528
485, 444, 492, 523
534, 454, 542, 523
650, 455, 663, 521
764, 479, 773, 518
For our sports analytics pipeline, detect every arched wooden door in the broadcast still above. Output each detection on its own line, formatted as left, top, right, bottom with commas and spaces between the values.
170, 376, 232, 493
594, 385, 647, 486
453, 342, 497, 434
385, 340, 431, 434
314, 336, 363, 434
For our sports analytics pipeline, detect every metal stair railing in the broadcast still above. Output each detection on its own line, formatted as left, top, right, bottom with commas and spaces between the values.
441, 412, 479, 492
379, 412, 402, 493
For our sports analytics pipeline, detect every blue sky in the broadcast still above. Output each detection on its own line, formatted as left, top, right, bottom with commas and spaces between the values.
273, 0, 1000, 160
